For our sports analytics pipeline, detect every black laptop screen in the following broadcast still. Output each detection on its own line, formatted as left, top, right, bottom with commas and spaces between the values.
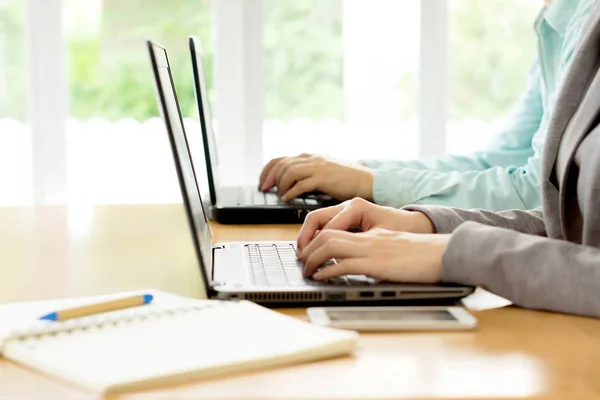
190, 37, 220, 205
149, 42, 213, 286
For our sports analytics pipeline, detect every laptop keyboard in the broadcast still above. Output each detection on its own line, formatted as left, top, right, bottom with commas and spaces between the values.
246, 243, 376, 287
242, 188, 318, 206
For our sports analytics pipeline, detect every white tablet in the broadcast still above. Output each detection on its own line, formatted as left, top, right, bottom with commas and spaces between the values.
307, 306, 477, 331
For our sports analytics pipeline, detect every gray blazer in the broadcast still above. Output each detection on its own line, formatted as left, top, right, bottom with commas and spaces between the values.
407, 2, 600, 318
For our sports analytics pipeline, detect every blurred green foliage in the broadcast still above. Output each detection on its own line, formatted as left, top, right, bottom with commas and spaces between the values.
0, 0, 539, 123
265, 0, 344, 120
0, 0, 26, 120
68, 0, 212, 120
449, 0, 538, 121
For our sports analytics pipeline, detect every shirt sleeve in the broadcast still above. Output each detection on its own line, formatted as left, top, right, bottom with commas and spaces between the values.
402, 203, 600, 318
402, 204, 546, 236
442, 222, 600, 318
366, 62, 545, 210
361, 153, 492, 171
373, 131, 544, 210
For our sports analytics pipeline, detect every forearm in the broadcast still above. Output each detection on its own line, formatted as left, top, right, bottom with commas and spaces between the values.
443, 222, 600, 318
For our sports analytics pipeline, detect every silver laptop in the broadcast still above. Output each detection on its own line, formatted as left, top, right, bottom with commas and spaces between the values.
148, 40, 474, 305
188, 36, 337, 225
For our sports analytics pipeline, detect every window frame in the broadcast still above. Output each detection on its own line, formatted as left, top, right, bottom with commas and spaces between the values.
419, 0, 448, 159
27, 0, 68, 204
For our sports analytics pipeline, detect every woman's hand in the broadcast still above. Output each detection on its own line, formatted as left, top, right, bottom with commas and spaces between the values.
297, 198, 436, 251
298, 228, 451, 283
258, 154, 375, 202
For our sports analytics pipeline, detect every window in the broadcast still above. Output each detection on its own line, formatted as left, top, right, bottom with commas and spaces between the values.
0, 0, 30, 206
263, 0, 420, 162
4, 0, 548, 205
447, 0, 541, 154
62, 0, 212, 203
0, 0, 26, 121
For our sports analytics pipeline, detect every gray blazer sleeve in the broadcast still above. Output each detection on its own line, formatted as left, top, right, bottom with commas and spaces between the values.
442, 222, 600, 318
402, 205, 547, 236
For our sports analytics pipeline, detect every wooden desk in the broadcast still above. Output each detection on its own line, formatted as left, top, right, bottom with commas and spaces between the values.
0, 204, 599, 399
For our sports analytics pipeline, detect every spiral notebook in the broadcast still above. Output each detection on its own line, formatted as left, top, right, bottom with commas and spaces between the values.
1, 298, 358, 394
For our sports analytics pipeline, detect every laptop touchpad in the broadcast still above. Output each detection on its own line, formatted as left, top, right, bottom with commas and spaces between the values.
213, 248, 251, 284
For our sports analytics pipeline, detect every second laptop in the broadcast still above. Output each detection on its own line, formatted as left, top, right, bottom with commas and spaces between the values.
188, 36, 338, 224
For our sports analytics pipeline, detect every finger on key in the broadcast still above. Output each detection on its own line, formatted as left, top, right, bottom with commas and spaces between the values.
313, 259, 364, 280
259, 157, 282, 189
297, 204, 346, 252
302, 234, 363, 277
276, 159, 311, 196
281, 178, 318, 202
261, 158, 287, 192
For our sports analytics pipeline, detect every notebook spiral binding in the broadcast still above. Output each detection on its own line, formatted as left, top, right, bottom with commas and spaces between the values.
8, 301, 229, 342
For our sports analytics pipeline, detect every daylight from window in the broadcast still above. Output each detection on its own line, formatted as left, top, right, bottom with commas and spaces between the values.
0, 0, 540, 205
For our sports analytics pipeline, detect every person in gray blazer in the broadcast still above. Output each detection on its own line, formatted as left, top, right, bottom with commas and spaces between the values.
296, 2, 600, 318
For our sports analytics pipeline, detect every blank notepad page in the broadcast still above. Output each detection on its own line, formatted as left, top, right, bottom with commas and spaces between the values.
2, 301, 358, 393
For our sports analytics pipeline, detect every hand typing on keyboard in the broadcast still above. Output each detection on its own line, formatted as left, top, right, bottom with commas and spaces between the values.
295, 198, 448, 285
258, 154, 375, 202
297, 198, 436, 251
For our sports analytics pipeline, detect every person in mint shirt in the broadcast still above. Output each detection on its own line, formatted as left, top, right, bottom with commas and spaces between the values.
258, 0, 595, 211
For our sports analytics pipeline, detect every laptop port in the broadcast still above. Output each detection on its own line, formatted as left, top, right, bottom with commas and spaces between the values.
327, 292, 346, 302
359, 291, 375, 298
380, 291, 395, 298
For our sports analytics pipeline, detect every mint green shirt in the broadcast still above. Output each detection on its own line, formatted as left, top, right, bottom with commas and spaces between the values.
364, 0, 595, 210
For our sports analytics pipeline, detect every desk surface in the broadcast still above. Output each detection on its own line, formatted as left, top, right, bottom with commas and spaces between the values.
0, 204, 598, 400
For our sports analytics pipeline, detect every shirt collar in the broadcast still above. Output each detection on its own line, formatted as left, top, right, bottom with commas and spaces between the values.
543, 0, 581, 35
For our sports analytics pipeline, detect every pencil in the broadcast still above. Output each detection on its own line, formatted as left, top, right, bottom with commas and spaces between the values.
39, 294, 154, 321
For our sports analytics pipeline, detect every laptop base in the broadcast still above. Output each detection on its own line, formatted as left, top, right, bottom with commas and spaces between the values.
213, 292, 466, 308
207, 203, 314, 224
212, 283, 474, 307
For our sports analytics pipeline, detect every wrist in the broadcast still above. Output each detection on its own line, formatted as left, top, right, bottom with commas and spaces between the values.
357, 168, 375, 201
408, 211, 437, 234
426, 234, 450, 280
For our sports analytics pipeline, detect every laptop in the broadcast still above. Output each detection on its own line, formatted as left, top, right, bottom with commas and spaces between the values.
188, 36, 337, 225
147, 40, 474, 305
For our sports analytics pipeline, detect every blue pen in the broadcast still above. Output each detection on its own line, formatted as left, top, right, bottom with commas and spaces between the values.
39, 294, 153, 321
